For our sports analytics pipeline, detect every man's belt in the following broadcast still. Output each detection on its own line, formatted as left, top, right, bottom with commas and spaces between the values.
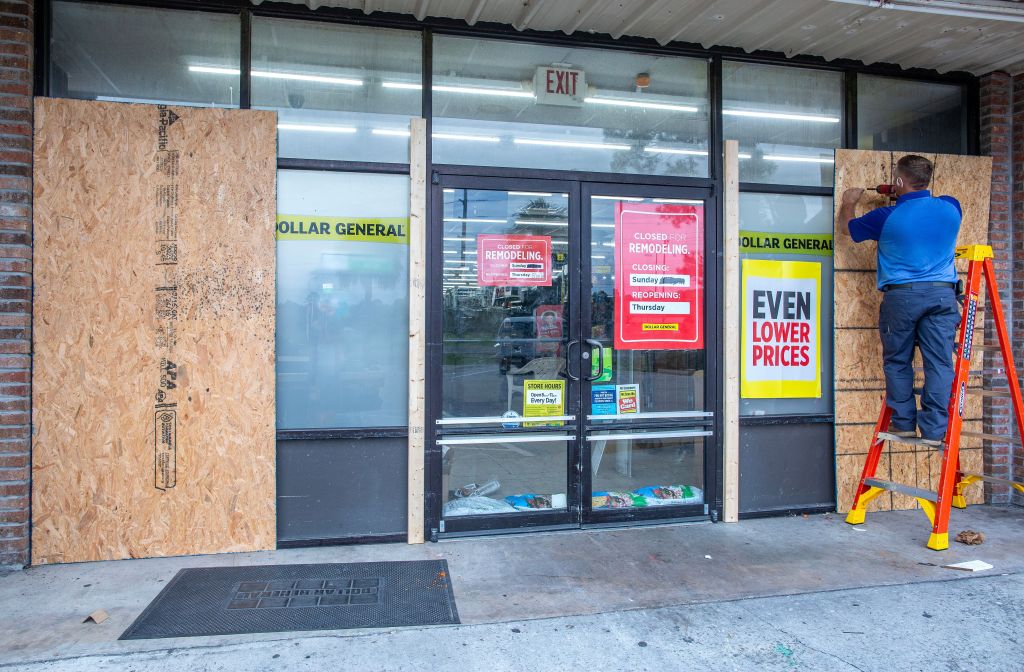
881, 281, 956, 292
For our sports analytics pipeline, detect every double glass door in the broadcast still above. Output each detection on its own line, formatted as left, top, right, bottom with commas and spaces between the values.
433, 176, 715, 535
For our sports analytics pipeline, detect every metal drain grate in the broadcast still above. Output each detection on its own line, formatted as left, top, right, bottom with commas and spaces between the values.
120, 560, 458, 640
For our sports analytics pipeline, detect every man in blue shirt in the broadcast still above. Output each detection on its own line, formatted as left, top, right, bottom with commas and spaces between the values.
838, 154, 962, 445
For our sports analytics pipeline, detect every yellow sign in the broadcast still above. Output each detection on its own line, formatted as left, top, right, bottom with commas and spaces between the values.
642, 323, 678, 331
741, 259, 821, 399
523, 379, 566, 427
276, 215, 409, 243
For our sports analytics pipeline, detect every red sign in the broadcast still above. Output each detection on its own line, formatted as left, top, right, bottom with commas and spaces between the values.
477, 235, 552, 286
614, 202, 703, 350
534, 304, 564, 357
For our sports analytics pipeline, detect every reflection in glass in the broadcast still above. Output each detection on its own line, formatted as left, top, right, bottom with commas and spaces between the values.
276, 171, 410, 429
857, 75, 965, 154
252, 18, 422, 163
442, 189, 570, 418
590, 437, 704, 509
722, 62, 842, 187
50, 1, 240, 106
432, 36, 709, 177
588, 196, 705, 416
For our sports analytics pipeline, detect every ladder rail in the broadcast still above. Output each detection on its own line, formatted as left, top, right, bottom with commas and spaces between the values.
983, 257, 1024, 446
845, 246, 1023, 550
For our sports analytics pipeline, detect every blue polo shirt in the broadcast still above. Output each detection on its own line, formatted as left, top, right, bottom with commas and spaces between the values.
848, 190, 961, 290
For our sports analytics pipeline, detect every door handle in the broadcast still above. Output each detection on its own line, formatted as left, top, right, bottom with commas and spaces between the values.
584, 338, 606, 382
565, 340, 581, 381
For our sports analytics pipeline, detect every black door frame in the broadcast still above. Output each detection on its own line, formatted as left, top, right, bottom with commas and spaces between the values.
426, 169, 721, 539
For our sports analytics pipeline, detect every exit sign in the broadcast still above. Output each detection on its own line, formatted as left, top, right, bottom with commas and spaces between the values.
534, 65, 586, 107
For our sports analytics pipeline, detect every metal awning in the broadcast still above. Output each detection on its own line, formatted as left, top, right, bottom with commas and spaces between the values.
255, 0, 1024, 75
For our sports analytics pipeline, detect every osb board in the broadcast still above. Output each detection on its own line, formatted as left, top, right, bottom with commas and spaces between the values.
833, 149, 992, 513
32, 99, 277, 564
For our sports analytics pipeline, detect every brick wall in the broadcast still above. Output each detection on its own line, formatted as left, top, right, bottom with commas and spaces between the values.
0, 0, 31, 569
980, 71, 1024, 507
1013, 74, 1024, 506
979, 72, 1014, 504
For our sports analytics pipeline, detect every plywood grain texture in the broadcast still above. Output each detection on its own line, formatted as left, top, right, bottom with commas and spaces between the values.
833, 149, 992, 513
407, 118, 426, 544
31, 99, 277, 564
723, 140, 740, 524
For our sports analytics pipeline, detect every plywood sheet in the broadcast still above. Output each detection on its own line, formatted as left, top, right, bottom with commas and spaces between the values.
833, 149, 992, 513
32, 99, 277, 564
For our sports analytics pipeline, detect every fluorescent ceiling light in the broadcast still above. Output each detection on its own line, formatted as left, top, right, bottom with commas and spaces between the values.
433, 132, 501, 143
444, 260, 477, 265
514, 138, 629, 151
372, 128, 410, 137
653, 198, 703, 204
443, 250, 458, 254
508, 191, 554, 197
585, 97, 698, 113
189, 65, 362, 86
382, 81, 423, 90
552, 241, 569, 246
592, 223, 615, 228
723, 109, 839, 123
592, 195, 645, 201
444, 217, 506, 224
278, 123, 357, 134
443, 237, 475, 242
434, 84, 534, 98
515, 220, 568, 227
644, 147, 708, 156
763, 154, 835, 164
443, 189, 456, 193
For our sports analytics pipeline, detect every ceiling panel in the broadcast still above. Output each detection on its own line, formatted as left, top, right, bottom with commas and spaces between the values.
253, 0, 1024, 75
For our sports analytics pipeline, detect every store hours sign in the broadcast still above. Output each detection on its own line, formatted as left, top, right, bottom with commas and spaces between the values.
614, 202, 703, 350
740, 259, 821, 398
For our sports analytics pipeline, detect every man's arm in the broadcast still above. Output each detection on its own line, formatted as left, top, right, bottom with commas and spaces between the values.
836, 187, 865, 239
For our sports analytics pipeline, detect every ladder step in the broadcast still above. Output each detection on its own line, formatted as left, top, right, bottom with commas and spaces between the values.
876, 432, 942, 448
863, 478, 938, 502
960, 471, 1024, 490
961, 430, 1015, 443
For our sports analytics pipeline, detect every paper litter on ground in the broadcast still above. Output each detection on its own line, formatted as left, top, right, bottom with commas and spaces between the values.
942, 560, 993, 572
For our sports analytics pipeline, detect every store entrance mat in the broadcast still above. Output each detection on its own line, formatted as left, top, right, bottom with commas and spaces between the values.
120, 560, 459, 640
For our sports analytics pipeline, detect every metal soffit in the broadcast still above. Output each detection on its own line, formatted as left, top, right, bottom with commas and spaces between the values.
253, 0, 1024, 75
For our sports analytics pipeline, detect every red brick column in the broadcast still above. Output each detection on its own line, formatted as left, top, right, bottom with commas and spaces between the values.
0, 0, 32, 569
979, 72, 1014, 504
1013, 73, 1024, 506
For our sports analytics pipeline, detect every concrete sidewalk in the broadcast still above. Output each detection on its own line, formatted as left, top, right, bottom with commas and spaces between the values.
0, 505, 1021, 667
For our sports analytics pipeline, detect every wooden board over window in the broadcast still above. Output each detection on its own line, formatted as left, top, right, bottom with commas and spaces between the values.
32, 99, 277, 564
833, 149, 992, 514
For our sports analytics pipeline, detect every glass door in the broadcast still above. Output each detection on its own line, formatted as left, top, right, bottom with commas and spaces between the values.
581, 185, 715, 524
435, 177, 581, 534
431, 177, 716, 536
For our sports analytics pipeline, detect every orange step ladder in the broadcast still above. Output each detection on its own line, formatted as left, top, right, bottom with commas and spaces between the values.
845, 245, 1024, 550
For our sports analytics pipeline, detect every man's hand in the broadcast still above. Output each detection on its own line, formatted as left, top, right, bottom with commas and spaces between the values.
842, 187, 865, 206
837, 188, 865, 239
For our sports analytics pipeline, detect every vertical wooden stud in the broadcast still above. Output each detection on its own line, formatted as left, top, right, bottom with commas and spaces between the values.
407, 118, 427, 544
723, 139, 741, 523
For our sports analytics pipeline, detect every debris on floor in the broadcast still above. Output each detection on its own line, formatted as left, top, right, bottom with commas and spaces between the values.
942, 560, 993, 572
955, 529, 985, 545
83, 609, 109, 624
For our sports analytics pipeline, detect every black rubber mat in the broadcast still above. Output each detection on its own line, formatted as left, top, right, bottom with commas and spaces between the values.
120, 560, 459, 640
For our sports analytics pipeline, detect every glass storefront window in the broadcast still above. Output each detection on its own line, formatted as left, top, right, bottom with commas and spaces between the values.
432, 36, 709, 176
857, 75, 966, 154
276, 170, 410, 429
723, 62, 842, 187
739, 193, 834, 416
50, 2, 240, 106
252, 19, 422, 163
